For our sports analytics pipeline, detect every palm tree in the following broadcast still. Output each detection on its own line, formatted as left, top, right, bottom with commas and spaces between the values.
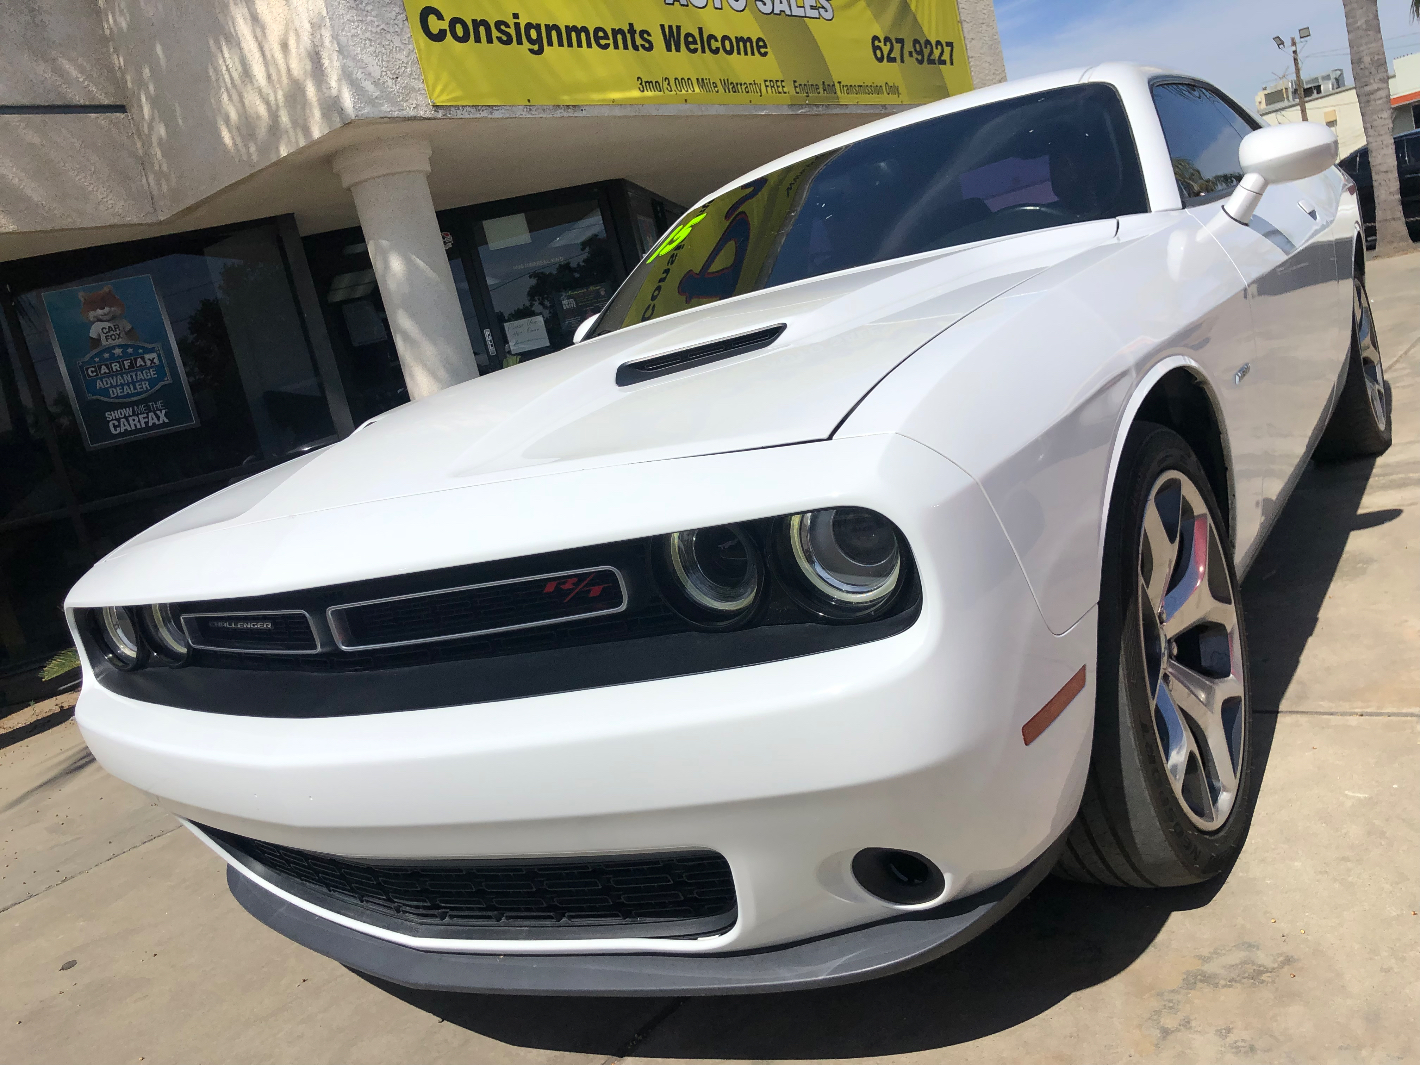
1344, 0, 1409, 253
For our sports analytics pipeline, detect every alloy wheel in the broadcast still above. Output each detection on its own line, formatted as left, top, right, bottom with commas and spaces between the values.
1355, 278, 1387, 431
1136, 471, 1245, 831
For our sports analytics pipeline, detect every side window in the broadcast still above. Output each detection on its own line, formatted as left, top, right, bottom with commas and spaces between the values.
1398, 136, 1419, 169
1152, 82, 1253, 204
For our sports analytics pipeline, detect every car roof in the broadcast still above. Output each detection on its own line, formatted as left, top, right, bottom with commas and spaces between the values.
1354, 127, 1420, 153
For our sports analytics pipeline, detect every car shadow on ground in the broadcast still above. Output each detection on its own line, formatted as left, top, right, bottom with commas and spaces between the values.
357, 455, 1381, 1059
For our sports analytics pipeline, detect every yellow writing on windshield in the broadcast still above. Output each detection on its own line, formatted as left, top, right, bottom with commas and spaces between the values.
651, 214, 707, 260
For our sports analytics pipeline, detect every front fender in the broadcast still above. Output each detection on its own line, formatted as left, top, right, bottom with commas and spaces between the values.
837, 213, 1245, 634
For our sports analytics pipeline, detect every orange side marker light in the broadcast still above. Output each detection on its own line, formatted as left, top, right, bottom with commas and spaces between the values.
1022, 665, 1087, 746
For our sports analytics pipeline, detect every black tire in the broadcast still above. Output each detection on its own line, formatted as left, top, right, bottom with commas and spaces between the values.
1056, 422, 1258, 888
1315, 274, 1392, 462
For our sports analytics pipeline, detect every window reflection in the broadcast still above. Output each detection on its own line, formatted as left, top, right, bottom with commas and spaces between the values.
204, 229, 335, 458
309, 231, 493, 425
0, 219, 343, 671
1152, 82, 1256, 203
0, 316, 59, 523
476, 201, 618, 365
11, 224, 335, 505
15, 252, 263, 504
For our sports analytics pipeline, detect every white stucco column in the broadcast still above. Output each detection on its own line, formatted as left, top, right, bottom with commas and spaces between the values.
331, 136, 478, 400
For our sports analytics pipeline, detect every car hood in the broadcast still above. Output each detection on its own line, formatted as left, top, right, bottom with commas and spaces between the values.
132, 220, 1119, 543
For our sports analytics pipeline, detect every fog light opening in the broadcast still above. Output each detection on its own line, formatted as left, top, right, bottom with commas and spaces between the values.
851, 848, 945, 906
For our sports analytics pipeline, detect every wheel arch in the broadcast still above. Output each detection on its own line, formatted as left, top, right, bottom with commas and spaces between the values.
1098, 359, 1235, 568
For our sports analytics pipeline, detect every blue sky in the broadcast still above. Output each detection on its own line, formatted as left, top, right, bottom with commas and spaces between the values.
996, 0, 1420, 114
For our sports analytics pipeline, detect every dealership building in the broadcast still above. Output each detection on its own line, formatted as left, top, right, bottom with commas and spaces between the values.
0, 0, 1003, 682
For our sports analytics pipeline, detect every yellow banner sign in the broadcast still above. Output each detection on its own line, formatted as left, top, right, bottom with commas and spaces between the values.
403, 0, 972, 106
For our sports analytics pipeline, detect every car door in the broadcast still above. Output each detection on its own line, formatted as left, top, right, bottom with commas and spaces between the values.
1151, 81, 1342, 555
1397, 133, 1420, 232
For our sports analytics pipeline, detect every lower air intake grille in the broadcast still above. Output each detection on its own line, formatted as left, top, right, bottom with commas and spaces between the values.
205, 826, 737, 940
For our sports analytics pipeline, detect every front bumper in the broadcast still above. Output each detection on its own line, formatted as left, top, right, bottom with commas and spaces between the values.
226, 831, 1068, 995
72, 434, 1096, 961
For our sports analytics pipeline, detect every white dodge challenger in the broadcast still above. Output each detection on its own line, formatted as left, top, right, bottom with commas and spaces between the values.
66, 64, 1391, 994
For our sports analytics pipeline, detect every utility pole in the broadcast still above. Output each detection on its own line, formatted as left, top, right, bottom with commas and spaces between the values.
1276, 27, 1312, 121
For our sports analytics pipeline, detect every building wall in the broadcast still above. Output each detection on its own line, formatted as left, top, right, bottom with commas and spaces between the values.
1262, 87, 1368, 159
0, 0, 155, 232
1, 0, 124, 104
0, 115, 156, 232
1259, 51, 1420, 159
98, 0, 353, 219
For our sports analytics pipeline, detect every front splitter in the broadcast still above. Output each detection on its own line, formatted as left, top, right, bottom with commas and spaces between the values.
227, 833, 1066, 996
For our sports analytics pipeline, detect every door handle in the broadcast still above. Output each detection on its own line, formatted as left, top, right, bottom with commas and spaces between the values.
1298, 199, 1318, 220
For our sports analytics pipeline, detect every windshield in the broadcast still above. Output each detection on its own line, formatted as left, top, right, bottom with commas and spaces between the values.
594, 83, 1147, 338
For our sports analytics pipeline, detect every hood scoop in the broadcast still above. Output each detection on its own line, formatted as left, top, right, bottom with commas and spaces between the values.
615, 324, 786, 386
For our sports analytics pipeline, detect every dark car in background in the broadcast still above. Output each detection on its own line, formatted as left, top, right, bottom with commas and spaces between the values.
1338, 128, 1420, 247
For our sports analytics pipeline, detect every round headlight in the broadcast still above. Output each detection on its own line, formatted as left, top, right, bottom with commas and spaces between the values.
660, 524, 763, 625
142, 603, 190, 663
97, 605, 146, 669
785, 507, 902, 617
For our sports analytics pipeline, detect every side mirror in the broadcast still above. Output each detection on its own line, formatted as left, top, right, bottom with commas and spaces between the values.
572, 314, 600, 344
1224, 123, 1339, 225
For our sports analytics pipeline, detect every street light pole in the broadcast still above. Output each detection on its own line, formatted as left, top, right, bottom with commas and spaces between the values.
1275, 26, 1312, 121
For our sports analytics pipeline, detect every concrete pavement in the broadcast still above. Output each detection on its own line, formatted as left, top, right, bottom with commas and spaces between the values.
3, 255, 1418, 1064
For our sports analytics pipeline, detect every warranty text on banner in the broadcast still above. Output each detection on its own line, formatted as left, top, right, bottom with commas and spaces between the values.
403, 0, 973, 107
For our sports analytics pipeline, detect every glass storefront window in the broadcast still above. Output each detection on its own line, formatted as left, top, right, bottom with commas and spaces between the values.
0, 217, 347, 671
202, 228, 335, 457
0, 519, 90, 669
310, 236, 406, 427
308, 230, 493, 426
10, 223, 335, 505
305, 183, 674, 422
625, 183, 679, 258
0, 316, 64, 524
475, 199, 619, 365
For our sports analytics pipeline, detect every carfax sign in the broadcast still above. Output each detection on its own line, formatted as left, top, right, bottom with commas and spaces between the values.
403, 0, 972, 106
40, 275, 199, 450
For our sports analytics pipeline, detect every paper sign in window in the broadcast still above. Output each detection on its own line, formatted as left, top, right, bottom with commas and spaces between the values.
504, 315, 550, 353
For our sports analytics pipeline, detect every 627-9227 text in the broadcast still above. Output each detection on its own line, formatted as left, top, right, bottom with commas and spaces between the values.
871, 35, 954, 66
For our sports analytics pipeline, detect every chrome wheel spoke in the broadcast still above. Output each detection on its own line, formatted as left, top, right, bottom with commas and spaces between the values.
1155, 683, 1217, 823
1165, 661, 1242, 798
1154, 682, 1194, 794
1356, 279, 1388, 430
1139, 498, 1179, 610
1189, 749, 1217, 824
1161, 515, 1225, 638
1364, 357, 1387, 427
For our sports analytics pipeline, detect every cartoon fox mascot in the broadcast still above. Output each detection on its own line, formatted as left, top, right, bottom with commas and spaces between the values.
79, 286, 141, 351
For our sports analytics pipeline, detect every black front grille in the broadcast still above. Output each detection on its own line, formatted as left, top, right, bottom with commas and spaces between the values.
89, 531, 922, 716
183, 611, 317, 653
206, 825, 738, 940
198, 599, 686, 674
329, 566, 626, 650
